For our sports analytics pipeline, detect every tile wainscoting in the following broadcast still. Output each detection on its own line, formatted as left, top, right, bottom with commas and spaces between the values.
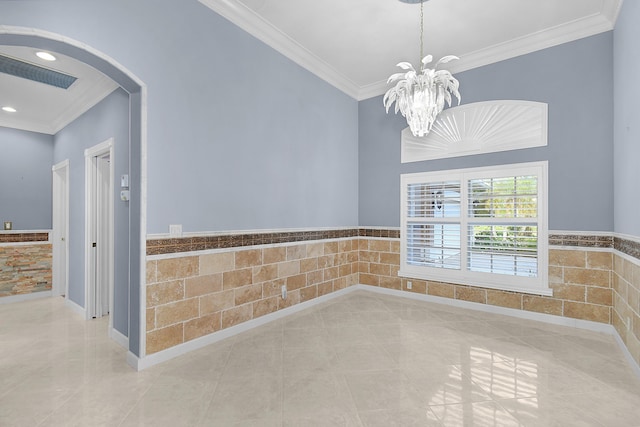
0, 232, 52, 298
145, 229, 640, 368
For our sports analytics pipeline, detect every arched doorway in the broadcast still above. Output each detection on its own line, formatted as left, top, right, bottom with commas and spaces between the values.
0, 26, 146, 362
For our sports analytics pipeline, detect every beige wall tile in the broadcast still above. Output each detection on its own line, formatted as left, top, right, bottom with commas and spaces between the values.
357, 262, 369, 273
339, 264, 352, 277
185, 274, 222, 298
632, 263, 640, 289
222, 304, 253, 329
278, 260, 300, 278
306, 243, 324, 258
318, 281, 333, 296
405, 280, 426, 294
548, 266, 563, 285
146, 260, 157, 284
234, 284, 263, 306
359, 251, 379, 263
300, 258, 318, 273
370, 263, 390, 276
253, 297, 278, 318
155, 298, 199, 328
200, 289, 235, 315
279, 289, 301, 309
564, 268, 610, 288
222, 268, 253, 290
623, 259, 634, 283
334, 277, 348, 291
147, 280, 184, 307
587, 287, 613, 306
287, 245, 307, 261
146, 308, 155, 331
235, 249, 263, 269
379, 252, 400, 266
380, 276, 401, 290
633, 314, 640, 341
262, 279, 286, 298
200, 252, 234, 275
146, 323, 183, 355
253, 264, 278, 283
428, 282, 455, 299
628, 285, 639, 314
300, 285, 318, 302
157, 256, 199, 281
550, 283, 585, 302
564, 301, 610, 323
338, 240, 352, 252
612, 273, 627, 299
456, 286, 487, 304
587, 252, 613, 270
324, 242, 339, 254
318, 255, 334, 269
286, 274, 307, 291
487, 290, 522, 309
307, 270, 324, 286
390, 241, 400, 254
523, 295, 563, 316
263, 246, 287, 264
324, 267, 340, 281
369, 240, 390, 252
360, 274, 380, 286
184, 313, 221, 342
549, 249, 585, 268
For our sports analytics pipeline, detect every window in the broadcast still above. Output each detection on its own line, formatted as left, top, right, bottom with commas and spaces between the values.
400, 162, 549, 295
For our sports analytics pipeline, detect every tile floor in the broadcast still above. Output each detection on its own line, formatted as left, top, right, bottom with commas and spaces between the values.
1, 290, 640, 426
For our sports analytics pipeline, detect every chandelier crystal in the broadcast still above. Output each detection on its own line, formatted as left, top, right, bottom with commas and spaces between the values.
383, 0, 461, 137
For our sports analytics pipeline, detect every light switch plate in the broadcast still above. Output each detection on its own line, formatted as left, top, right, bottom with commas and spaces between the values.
169, 224, 182, 237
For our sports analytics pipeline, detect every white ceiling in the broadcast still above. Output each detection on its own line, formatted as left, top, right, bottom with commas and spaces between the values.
0, 45, 118, 135
201, 0, 622, 100
0, 0, 622, 134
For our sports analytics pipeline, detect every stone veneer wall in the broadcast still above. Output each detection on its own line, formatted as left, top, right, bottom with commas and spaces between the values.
145, 230, 640, 369
0, 233, 52, 298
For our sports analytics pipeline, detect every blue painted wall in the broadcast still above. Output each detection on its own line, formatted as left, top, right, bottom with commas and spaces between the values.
0, 128, 53, 230
0, 0, 359, 235
359, 32, 614, 232
614, 1, 640, 238
53, 88, 130, 337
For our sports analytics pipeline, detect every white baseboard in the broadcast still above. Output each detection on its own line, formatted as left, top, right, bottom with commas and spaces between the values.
109, 326, 129, 349
134, 286, 358, 371
356, 284, 613, 333
64, 297, 86, 318
129, 283, 640, 378
0, 291, 52, 304
356, 284, 640, 377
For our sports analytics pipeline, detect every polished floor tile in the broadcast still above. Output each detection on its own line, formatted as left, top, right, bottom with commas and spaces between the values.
1, 291, 640, 426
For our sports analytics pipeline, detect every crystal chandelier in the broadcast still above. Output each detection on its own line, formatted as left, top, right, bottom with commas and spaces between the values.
383, 0, 461, 137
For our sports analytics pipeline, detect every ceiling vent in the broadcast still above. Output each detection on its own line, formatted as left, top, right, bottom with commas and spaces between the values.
0, 54, 77, 89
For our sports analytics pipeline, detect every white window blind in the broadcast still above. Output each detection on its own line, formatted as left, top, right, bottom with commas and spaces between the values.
400, 162, 549, 295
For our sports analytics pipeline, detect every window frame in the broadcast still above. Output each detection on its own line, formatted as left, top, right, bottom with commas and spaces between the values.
400, 161, 550, 296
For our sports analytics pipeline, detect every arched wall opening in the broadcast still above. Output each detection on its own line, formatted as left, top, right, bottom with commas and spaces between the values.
0, 27, 146, 360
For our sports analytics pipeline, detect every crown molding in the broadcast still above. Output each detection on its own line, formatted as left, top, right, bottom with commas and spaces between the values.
50, 74, 118, 135
199, 0, 621, 102
198, 0, 361, 99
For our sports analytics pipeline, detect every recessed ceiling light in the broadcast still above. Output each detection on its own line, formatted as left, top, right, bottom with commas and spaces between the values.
36, 51, 57, 61
2, 106, 17, 113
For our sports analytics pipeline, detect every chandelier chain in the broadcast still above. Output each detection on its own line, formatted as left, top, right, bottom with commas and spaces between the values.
419, 0, 424, 69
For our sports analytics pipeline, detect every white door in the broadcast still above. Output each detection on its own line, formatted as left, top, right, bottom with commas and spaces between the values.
85, 140, 114, 320
52, 160, 69, 298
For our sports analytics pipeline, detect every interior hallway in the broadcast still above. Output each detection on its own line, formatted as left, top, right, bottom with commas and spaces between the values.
1, 291, 639, 426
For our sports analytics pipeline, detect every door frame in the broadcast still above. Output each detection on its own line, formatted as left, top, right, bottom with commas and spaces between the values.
84, 138, 115, 327
52, 159, 70, 299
